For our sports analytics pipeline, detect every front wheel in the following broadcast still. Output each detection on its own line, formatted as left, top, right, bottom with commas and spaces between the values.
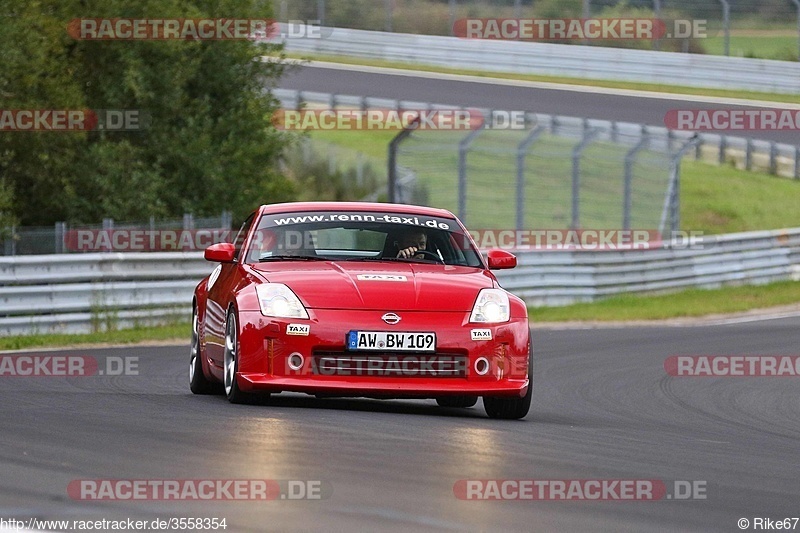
483, 349, 533, 420
223, 310, 257, 404
189, 306, 219, 395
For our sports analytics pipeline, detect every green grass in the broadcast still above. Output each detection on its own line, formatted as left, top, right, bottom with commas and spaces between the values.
309, 130, 396, 161
283, 53, 800, 104
682, 162, 800, 233
529, 280, 800, 322
704, 35, 798, 61
0, 322, 190, 351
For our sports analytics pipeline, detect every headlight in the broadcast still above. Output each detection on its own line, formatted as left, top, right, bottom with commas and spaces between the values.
470, 289, 510, 323
256, 284, 309, 319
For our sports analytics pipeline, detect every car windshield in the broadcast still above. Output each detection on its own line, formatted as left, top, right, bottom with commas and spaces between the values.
245, 210, 484, 267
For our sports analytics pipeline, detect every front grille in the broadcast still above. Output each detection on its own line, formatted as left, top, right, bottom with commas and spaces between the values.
311, 350, 467, 378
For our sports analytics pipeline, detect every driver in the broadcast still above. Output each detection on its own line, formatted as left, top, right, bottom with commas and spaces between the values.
396, 228, 428, 259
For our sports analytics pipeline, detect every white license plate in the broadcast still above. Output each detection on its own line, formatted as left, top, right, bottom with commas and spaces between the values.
347, 331, 436, 352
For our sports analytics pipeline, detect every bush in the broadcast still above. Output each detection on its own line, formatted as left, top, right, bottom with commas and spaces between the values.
281, 139, 381, 201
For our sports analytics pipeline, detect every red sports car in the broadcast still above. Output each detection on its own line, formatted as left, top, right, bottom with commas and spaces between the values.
190, 202, 532, 419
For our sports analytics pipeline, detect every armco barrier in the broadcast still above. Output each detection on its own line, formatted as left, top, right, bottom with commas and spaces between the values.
504, 229, 800, 306
276, 25, 800, 95
1, 228, 799, 335
0, 253, 212, 336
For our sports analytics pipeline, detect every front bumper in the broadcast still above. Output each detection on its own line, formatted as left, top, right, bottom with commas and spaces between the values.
234, 309, 530, 399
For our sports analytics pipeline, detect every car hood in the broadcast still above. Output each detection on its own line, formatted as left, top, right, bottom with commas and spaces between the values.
249, 261, 495, 311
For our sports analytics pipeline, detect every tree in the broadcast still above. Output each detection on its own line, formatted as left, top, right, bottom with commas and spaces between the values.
0, 0, 293, 226
0, 177, 15, 235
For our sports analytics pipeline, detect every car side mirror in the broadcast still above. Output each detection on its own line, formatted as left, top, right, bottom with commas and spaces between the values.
486, 249, 517, 270
204, 242, 236, 263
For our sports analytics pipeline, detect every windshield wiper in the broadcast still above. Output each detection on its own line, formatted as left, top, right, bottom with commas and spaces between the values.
257, 255, 329, 262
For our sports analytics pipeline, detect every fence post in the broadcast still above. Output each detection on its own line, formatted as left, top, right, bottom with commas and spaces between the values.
317, 0, 325, 26
653, 0, 662, 51
388, 117, 420, 203
581, 0, 591, 44
54, 221, 67, 254
279, 0, 287, 21
718, 0, 730, 56
515, 126, 545, 231
769, 142, 778, 175
660, 135, 700, 236
385, 0, 393, 32
745, 138, 753, 170
571, 128, 601, 229
793, 0, 800, 61
623, 131, 650, 231
719, 135, 727, 164
449, 0, 456, 36
102, 218, 114, 230
458, 125, 486, 224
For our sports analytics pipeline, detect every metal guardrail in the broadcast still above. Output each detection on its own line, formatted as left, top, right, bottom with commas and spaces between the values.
504, 228, 800, 306
0, 253, 212, 336
277, 25, 800, 94
1, 229, 799, 335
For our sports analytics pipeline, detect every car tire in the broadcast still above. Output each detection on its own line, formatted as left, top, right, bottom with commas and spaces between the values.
189, 306, 219, 395
483, 345, 533, 420
436, 396, 478, 408
223, 310, 257, 404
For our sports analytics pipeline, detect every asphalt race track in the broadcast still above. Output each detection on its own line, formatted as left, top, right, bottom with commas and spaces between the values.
277, 63, 798, 144
2, 318, 799, 532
